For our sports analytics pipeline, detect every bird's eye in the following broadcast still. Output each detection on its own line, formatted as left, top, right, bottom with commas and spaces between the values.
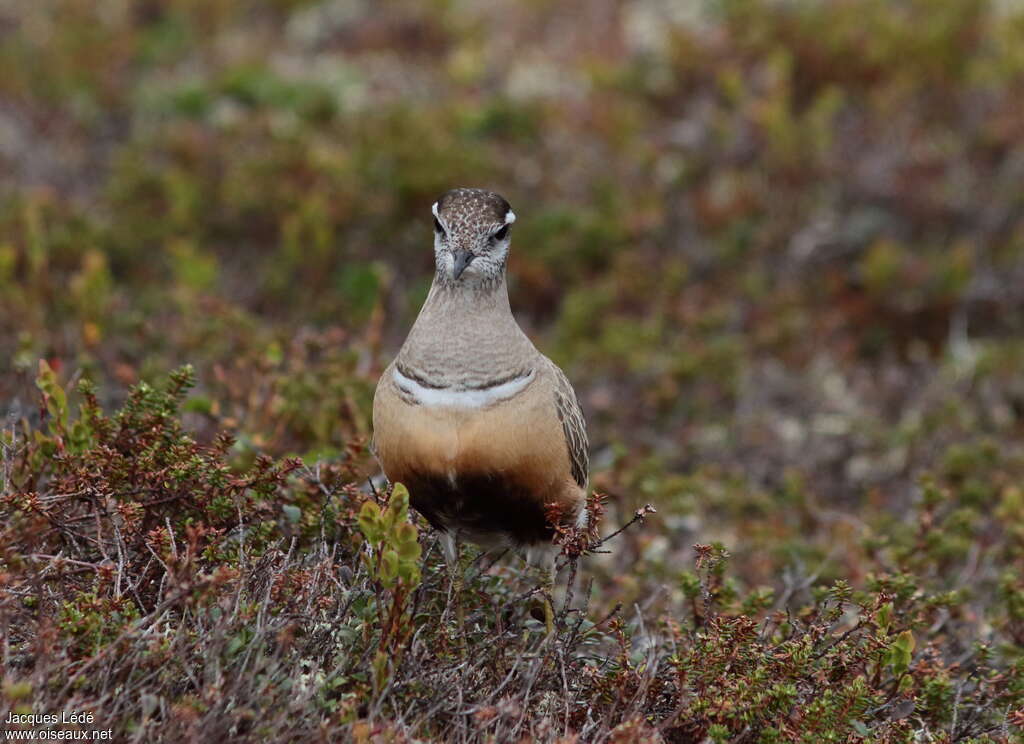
433, 217, 444, 234
492, 224, 509, 242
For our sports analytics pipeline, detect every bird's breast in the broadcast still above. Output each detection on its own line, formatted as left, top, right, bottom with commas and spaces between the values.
372, 368, 580, 544
374, 376, 563, 487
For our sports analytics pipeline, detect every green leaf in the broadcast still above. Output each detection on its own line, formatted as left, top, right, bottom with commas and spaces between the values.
69, 419, 94, 453
396, 523, 421, 561
382, 503, 399, 532
36, 359, 68, 429
398, 563, 421, 586
358, 502, 382, 544
390, 484, 410, 521
886, 630, 915, 675
381, 550, 399, 586
876, 602, 893, 632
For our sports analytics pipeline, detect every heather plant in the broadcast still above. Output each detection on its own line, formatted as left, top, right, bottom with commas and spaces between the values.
357, 484, 422, 665
3, 367, 1024, 741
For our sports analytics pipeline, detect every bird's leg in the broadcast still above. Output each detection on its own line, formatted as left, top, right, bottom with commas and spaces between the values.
541, 564, 555, 636
440, 532, 466, 652
526, 545, 557, 636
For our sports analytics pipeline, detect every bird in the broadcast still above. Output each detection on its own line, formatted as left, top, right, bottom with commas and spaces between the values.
371, 187, 589, 634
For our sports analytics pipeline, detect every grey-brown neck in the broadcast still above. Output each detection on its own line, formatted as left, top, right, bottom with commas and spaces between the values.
396, 273, 538, 389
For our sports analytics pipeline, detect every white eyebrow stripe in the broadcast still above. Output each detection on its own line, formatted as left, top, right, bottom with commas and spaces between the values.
432, 202, 440, 218
393, 368, 535, 408
504, 209, 516, 224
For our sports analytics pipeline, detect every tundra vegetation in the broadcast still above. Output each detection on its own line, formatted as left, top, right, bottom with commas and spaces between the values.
2, 0, 1024, 741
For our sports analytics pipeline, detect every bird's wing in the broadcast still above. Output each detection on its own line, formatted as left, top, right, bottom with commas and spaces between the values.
547, 359, 588, 489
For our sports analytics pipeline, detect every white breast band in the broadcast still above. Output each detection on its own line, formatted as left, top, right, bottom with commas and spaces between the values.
394, 367, 534, 408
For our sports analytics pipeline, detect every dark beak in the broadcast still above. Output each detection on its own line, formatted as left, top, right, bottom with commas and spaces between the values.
452, 249, 474, 280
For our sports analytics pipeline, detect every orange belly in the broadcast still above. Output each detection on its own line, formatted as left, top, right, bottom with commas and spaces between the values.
372, 381, 582, 545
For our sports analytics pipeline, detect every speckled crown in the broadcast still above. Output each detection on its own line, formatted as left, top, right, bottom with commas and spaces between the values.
432, 188, 515, 230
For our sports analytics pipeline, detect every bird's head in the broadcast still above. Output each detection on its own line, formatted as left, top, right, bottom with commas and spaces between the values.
431, 188, 515, 287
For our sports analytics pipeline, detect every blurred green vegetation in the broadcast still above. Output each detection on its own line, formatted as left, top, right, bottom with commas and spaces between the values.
2, 0, 1024, 739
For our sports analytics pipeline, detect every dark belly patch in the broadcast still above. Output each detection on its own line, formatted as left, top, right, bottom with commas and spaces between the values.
402, 469, 553, 546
